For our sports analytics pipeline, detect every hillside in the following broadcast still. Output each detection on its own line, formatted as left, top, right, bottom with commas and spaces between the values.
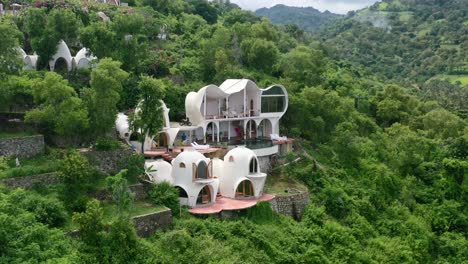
316, 0, 468, 84
256, 4, 342, 32
0, 0, 467, 263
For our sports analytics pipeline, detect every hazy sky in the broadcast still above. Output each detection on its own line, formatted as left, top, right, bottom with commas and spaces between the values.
229, 0, 381, 14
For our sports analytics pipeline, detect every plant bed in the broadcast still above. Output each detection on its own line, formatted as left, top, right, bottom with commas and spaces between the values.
0, 154, 60, 179
63, 200, 167, 231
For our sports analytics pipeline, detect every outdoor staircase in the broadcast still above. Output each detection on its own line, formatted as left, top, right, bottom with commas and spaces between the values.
161, 152, 173, 162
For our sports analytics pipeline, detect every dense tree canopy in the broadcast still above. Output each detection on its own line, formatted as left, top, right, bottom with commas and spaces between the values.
0, 0, 466, 263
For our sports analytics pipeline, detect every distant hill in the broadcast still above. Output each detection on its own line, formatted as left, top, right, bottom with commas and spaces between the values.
316, 0, 468, 84
255, 4, 342, 32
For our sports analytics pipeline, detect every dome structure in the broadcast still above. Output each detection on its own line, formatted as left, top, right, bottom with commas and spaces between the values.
171, 148, 219, 207
145, 159, 173, 184
73, 48, 97, 69
49, 40, 73, 71
220, 146, 266, 199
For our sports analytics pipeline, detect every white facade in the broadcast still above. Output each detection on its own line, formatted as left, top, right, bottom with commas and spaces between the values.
115, 101, 179, 153
170, 149, 219, 207
218, 146, 266, 199
17, 40, 96, 71
184, 79, 288, 144
145, 159, 173, 184
145, 146, 267, 207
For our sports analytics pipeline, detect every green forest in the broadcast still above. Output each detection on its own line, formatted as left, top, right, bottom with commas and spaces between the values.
0, 0, 467, 263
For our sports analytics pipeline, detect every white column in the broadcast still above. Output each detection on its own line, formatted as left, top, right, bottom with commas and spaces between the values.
226, 97, 229, 117
204, 92, 207, 118
228, 121, 230, 141
203, 125, 207, 144
216, 122, 219, 143
243, 88, 246, 116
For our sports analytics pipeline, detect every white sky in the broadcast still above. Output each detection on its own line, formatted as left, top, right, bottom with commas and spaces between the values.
229, 0, 381, 14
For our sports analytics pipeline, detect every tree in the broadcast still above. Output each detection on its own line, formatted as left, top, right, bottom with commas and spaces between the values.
149, 181, 180, 217
25, 72, 89, 138
281, 45, 327, 87
374, 85, 419, 127
0, 188, 76, 263
106, 170, 135, 216
129, 76, 167, 153
0, 18, 23, 76
58, 150, 96, 211
79, 22, 117, 59
24, 8, 81, 69
86, 58, 129, 139
241, 38, 279, 73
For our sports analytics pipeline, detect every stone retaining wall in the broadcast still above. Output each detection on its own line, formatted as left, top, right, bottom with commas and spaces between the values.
132, 209, 172, 237
269, 191, 310, 220
258, 155, 272, 172
0, 135, 44, 158
80, 149, 134, 175
69, 209, 173, 238
0, 172, 60, 189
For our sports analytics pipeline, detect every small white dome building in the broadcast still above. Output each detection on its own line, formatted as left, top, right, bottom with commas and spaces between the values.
171, 149, 219, 207
145, 159, 173, 184
73, 48, 97, 69
49, 40, 73, 71
219, 146, 266, 199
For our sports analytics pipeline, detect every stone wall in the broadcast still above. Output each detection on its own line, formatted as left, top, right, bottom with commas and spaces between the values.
258, 155, 272, 172
132, 208, 172, 237
69, 209, 173, 238
0, 172, 60, 189
269, 191, 310, 220
80, 148, 134, 175
0, 135, 45, 158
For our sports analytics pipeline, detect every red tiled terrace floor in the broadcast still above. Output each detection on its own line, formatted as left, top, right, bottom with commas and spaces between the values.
189, 194, 275, 215
144, 146, 222, 157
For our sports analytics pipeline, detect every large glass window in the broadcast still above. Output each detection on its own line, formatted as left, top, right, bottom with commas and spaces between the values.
261, 96, 285, 113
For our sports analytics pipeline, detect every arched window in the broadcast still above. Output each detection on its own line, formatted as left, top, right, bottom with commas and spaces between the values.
179, 162, 186, 168
249, 157, 258, 174
229, 156, 234, 162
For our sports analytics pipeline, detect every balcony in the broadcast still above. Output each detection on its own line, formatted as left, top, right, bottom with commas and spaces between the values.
246, 172, 267, 179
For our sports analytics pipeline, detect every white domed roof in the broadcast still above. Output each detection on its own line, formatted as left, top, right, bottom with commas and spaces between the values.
145, 159, 173, 183
224, 146, 257, 165
172, 148, 207, 165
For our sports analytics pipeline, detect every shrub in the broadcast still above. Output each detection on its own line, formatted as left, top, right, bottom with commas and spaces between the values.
94, 137, 124, 151
149, 181, 180, 217
123, 153, 145, 183
0, 156, 10, 171
58, 149, 98, 212
106, 170, 134, 216
245, 201, 279, 224
6, 189, 68, 228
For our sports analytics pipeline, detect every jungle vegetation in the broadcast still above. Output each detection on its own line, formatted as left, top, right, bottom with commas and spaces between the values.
0, 0, 466, 263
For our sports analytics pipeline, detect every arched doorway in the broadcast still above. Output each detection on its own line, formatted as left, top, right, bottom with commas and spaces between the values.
175, 186, 188, 198
235, 180, 254, 198
206, 122, 218, 143
53, 57, 69, 73
155, 132, 169, 149
258, 119, 272, 139
196, 185, 212, 205
245, 120, 256, 140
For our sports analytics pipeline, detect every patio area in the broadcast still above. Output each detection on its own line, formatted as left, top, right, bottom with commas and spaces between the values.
189, 194, 275, 215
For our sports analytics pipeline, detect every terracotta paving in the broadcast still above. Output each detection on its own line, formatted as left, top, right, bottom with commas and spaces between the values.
144, 146, 221, 157
189, 194, 276, 215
